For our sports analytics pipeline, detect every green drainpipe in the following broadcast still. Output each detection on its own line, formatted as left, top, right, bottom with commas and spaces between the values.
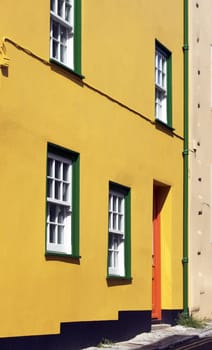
183, 0, 189, 318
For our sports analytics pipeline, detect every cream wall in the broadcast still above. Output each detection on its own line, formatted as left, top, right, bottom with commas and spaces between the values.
189, 0, 212, 318
0, 0, 184, 337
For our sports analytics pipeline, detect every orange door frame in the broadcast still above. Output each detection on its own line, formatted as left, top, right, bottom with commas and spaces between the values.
152, 188, 161, 320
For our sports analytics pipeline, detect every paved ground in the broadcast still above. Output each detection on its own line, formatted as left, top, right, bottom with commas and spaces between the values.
82, 322, 212, 350
172, 337, 212, 350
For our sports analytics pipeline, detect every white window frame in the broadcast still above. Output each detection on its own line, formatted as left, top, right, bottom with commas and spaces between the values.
46, 152, 72, 254
108, 190, 125, 276
50, 0, 74, 69
155, 48, 167, 123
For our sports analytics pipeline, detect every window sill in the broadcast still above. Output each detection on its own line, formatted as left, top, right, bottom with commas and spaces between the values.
50, 58, 85, 80
155, 118, 175, 131
45, 252, 81, 259
107, 275, 132, 286
107, 275, 132, 281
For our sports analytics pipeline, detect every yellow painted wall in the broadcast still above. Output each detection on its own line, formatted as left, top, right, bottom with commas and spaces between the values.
0, 0, 183, 337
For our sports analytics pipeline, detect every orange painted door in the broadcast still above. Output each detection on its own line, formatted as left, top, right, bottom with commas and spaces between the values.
152, 188, 161, 320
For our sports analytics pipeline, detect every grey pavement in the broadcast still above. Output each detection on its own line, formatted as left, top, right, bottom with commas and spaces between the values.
82, 322, 212, 350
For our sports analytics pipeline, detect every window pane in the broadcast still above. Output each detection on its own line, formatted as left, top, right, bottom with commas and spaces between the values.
53, 21, 59, 39
63, 183, 69, 201
162, 73, 166, 88
155, 54, 158, 68
159, 55, 162, 69
50, 224, 56, 243
47, 158, 53, 177
109, 194, 113, 211
58, 207, 64, 223
113, 214, 117, 230
53, 40, 59, 59
157, 71, 159, 86
49, 204, 57, 222
55, 181, 61, 200
162, 58, 166, 73
109, 213, 112, 229
55, 160, 61, 179
58, 0, 64, 17
113, 236, 119, 250
118, 197, 122, 213
108, 251, 113, 267
61, 26, 67, 43
158, 70, 161, 85
65, 1, 71, 22
118, 215, 123, 231
58, 226, 64, 244
109, 234, 113, 250
60, 45, 67, 63
113, 196, 117, 212
47, 179, 53, 198
114, 252, 118, 267
50, 0, 55, 11
63, 163, 69, 181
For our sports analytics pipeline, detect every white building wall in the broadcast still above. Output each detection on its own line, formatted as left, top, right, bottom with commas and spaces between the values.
189, 0, 212, 318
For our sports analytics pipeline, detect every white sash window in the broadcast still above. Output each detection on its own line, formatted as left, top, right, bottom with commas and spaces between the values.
46, 152, 72, 254
50, 0, 74, 69
108, 190, 125, 276
155, 49, 167, 123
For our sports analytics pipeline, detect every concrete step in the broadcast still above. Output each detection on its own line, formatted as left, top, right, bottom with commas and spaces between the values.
151, 323, 171, 331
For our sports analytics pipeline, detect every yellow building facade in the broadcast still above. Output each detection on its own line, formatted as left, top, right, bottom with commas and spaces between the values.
0, 0, 184, 348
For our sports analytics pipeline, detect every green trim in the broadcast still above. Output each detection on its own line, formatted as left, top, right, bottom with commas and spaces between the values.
183, 0, 189, 317
74, 0, 82, 75
155, 40, 173, 128
182, 257, 188, 264
183, 149, 189, 156
45, 143, 80, 258
167, 54, 172, 126
45, 144, 48, 254
72, 153, 80, 256
107, 182, 131, 279
125, 189, 131, 278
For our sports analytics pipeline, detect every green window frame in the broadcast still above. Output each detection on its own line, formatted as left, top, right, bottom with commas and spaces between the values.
50, 0, 82, 75
107, 182, 131, 279
74, 0, 82, 74
155, 40, 172, 127
46, 143, 80, 258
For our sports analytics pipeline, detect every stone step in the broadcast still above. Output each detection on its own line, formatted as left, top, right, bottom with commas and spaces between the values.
151, 323, 171, 331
